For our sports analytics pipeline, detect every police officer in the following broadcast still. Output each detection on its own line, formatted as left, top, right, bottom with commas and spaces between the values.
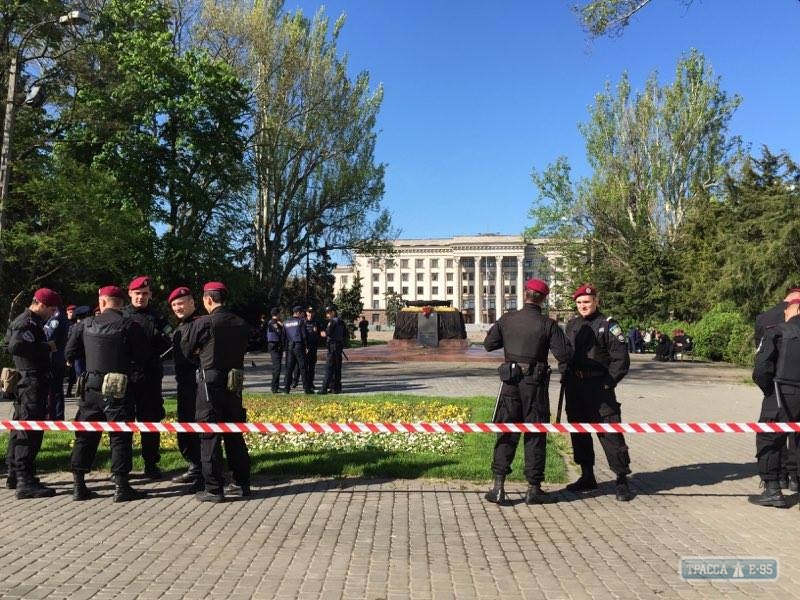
754, 286, 800, 492
168, 286, 203, 488
66, 286, 149, 502
483, 279, 571, 505
304, 307, 321, 390
283, 305, 313, 394
564, 284, 633, 502
749, 298, 800, 508
320, 304, 347, 395
265, 307, 284, 394
180, 282, 251, 502
43, 305, 69, 420
4, 288, 61, 498
124, 276, 172, 480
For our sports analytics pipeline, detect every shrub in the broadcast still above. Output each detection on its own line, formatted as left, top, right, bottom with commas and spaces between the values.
724, 321, 755, 367
691, 304, 750, 362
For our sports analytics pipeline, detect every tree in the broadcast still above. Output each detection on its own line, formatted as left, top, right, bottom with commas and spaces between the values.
384, 290, 404, 326
526, 51, 740, 321
200, 0, 395, 307
334, 272, 363, 341
573, 1, 690, 39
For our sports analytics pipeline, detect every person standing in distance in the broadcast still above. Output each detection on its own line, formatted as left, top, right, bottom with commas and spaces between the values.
320, 304, 347, 395
124, 276, 172, 480
358, 315, 369, 347
304, 307, 321, 391
168, 286, 203, 490
180, 282, 251, 502
4, 288, 61, 498
564, 284, 633, 502
66, 286, 150, 502
754, 285, 800, 493
749, 298, 800, 508
483, 279, 571, 505
283, 305, 312, 394
265, 307, 284, 394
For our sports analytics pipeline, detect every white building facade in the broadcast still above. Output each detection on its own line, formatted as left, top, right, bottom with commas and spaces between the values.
333, 235, 567, 327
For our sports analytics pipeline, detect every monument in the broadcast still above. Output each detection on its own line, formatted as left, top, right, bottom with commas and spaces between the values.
390, 300, 469, 350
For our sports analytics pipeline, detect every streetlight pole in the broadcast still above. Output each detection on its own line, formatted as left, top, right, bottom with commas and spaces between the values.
0, 10, 89, 288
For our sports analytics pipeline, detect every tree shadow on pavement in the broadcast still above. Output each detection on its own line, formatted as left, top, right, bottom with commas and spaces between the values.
630, 461, 757, 495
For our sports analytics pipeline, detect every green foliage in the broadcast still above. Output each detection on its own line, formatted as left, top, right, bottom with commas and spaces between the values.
690, 303, 749, 362
335, 272, 364, 335
724, 321, 755, 367
384, 290, 404, 326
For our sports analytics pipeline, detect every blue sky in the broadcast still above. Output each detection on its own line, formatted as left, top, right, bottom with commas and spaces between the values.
288, 0, 800, 240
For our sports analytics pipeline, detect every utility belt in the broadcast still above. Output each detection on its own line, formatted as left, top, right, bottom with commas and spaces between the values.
198, 368, 245, 393
571, 368, 608, 380
498, 361, 551, 386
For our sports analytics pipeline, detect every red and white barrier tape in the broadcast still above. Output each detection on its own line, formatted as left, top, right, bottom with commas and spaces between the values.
1, 420, 800, 434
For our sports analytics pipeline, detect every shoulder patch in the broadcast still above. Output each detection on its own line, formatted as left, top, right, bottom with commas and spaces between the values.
609, 322, 623, 337
21, 331, 35, 343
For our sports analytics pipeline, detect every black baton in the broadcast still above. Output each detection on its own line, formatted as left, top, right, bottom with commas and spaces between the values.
556, 381, 566, 423
490, 381, 504, 423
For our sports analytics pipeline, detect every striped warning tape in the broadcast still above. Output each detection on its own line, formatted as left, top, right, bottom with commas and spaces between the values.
1, 420, 800, 434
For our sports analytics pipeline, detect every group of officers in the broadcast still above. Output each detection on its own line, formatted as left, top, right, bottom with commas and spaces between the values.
4, 277, 275, 503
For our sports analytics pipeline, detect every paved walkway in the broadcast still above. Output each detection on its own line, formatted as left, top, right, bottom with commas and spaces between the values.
1, 354, 798, 599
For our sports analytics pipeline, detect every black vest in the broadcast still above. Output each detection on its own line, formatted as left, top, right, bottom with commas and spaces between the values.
776, 320, 800, 384
83, 316, 131, 375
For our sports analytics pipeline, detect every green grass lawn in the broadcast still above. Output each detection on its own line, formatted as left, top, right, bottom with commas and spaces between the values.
0, 393, 568, 483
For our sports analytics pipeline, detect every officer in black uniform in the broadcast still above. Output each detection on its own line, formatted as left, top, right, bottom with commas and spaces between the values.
564, 284, 633, 502
4, 288, 61, 498
67, 286, 150, 502
304, 307, 321, 390
181, 281, 251, 502
265, 307, 284, 394
320, 304, 347, 395
124, 276, 172, 479
283, 305, 313, 394
749, 297, 800, 508
483, 279, 571, 505
754, 286, 800, 492
168, 286, 203, 488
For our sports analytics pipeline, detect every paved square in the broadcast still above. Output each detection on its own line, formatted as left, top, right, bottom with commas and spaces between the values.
1, 354, 797, 599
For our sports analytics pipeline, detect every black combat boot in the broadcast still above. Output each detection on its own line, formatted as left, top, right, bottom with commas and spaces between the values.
525, 484, 555, 505
748, 480, 788, 508
779, 473, 790, 490
171, 467, 201, 484
484, 475, 508, 505
113, 475, 146, 503
15, 476, 56, 499
566, 467, 598, 492
615, 474, 633, 502
788, 473, 799, 493
144, 464, 163, 481
5, 473, 16, 489
72, 472, 95, 501
195, 489, 225, 503
225, 481, 252, 497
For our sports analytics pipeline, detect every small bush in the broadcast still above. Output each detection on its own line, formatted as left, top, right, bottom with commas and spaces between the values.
724, 321, 755, 367
692, 304, 750, 362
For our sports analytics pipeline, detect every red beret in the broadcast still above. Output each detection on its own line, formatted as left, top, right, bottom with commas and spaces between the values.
788, 299, 800, 305
128, 275, 152, 291
525, 278, 550, 295
203, 281, 227, 293
66, 304, 76, 311
33, 288, 62, 307
168, 286, 193, 304
98, 285, 125, 299
572, 284, 597, 301
788, 287, 800, 294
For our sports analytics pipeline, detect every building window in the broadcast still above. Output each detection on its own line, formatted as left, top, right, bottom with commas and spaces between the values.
510, 285, 515, 294
415, 259, 424, 268
446, 286, 453, 295
446, 259, 453, 268
402, 287, 408, 295
342, 276, 348, 285
508, 299, 517, 310
387, 273, 394, 282
372, 273, 380, 282
416, 272, 424, 282
430, 259, 438, 268
401, 259, 409, 268
385, 259, 395, 268
373, 287, 379, 295
446, 273, 453, 281
387, 286, 394, 293
372, 313, 380, 324
372, 300, 379, 309
417, 286, 424, 295
432, 286, 439, 295
402, 273, 409, 282
431, 272, 438, 281
489, 285, 495, 294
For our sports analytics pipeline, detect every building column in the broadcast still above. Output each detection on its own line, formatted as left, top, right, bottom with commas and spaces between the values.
366, 259, 373, 309
495, 255, 504, 319
474, 256, 483, 325
516, 256, 524, 309
454, 257, 462, 309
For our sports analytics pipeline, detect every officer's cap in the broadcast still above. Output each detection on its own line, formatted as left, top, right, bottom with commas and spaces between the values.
788, 286, 800, 294
270, 307, 280, 316
306, 306, 315, 313
168, 286, 192, 304
325, 304, 337, 313
128, 275, 151, 291
202, 281, 227, 293
292, 304, 304, 313
525, 278, 550, 296
572, 284, 597, 301
98, 285, 125, 299
73, 305, 91, 318
33, 288, 62, 307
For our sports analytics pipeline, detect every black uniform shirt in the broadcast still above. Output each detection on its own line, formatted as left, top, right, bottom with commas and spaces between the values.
172, 312, 201, 379
304, 319, 320, 350
566, 310, 630, 385
283, 316, 306, 345
753, 315, 800, 394
180, 306, 249, 371
123, 304, 172, 370
755, 302, 786, 344
326, 317, 347, 343
5, 309, 50, 371
484, 303, 571, 372
266, 318, 284, 344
